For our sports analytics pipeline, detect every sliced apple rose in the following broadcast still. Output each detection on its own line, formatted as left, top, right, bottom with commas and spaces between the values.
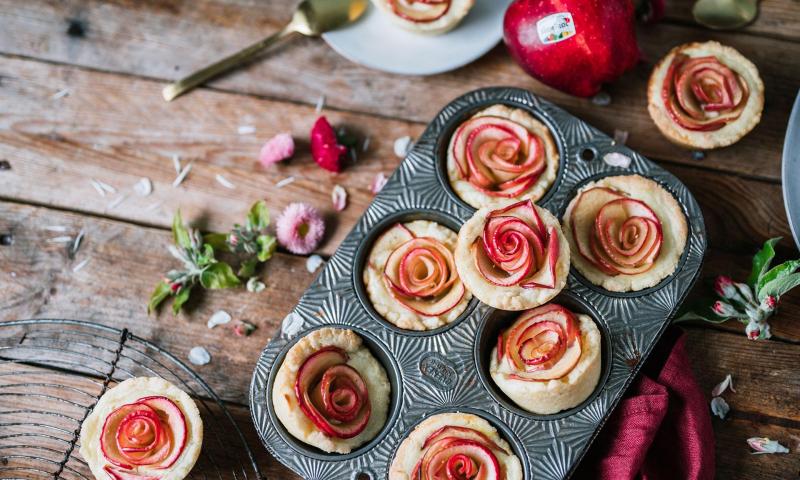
662, 54, 749, 131
294, 346, 372, 439
490, 305, 602, 415
389, 0, 451, 22
451, 116, 546, 199
472, 200, 559, 289
382, 224, 466, 317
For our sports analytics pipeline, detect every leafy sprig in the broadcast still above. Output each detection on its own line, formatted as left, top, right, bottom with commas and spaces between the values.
676, 237, 800, 340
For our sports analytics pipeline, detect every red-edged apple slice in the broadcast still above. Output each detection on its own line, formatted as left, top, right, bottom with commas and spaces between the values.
294, 347, 348, 436
384, 238, 456, 298
516, 304, 579, 342
422, 426, 509, 455
101, 403, 154, 470
489, 199, 545, 239
517, 323, 565, 368
570, 187, 626, 273
319, 365, 366, 423
520, 226, 560, 289
473, 239, 533, 287
389, 0, 449, 23
103, 466, 159, 480
591, 198, 663, 275
508, 337, 581, 381
483, 217, 544, 272
373, 223, 415, 254
423, 439, 501, 480
387, 280, 466, 317
137, 396, 187, 469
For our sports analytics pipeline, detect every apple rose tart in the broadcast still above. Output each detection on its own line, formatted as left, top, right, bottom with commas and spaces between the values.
272, 327, 390, 453
364, 220, 472, 331
79, 377, 203, 480
370, 0, 475, 35
389, 412, 523, 480
563, 175, 688, 292
490, 304, 601, 415
447, 104, 559, 209
455, 200, 570, 311
648, 41, 764, 149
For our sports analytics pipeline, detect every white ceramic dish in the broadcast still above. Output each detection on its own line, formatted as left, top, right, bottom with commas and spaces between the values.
322, 0, 513, 76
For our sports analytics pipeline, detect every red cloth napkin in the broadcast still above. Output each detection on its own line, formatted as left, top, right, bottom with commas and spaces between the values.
574, 327, 715, 480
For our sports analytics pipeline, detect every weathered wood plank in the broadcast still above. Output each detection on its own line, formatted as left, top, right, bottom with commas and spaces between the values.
0, 2, 797, 181
665, 0, 800, 43
0, 56, 793, 262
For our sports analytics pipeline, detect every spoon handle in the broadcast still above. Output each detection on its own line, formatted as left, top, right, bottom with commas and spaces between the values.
163, 25, 295, 102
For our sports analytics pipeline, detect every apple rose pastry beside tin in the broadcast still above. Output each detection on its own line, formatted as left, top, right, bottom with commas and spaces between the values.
447, 105, 559, 209
389, 412, 523, 480
79, 377, 203, 480
455, 200, 570, 311
271, 327, 390, 453
364, 220, 471, 331
648, 41, 764, 149
490, 304, 602, 415
563, 175, 688, 293
371, 0, 475, 35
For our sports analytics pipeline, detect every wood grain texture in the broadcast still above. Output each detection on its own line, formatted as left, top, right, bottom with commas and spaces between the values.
664, 0, 800, 43
1, 1, 799, 181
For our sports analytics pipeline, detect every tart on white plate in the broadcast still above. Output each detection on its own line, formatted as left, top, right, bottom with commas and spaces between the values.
389, 412, 523, 480
271, 327, 390, 454
455, 200, 570, 311
79, 377, 203, 480
447, 105, 559, 209
363, 220, 472, 331
371, 0, 475, 35
563, 175, 688, 293
648, 41, 764, 149
491, 304, 602, 415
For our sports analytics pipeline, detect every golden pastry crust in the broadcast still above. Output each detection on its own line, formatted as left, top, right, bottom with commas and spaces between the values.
364, 220, 472, 331
648, 41, 764, 149
562, 175, 688, 292
371, 0, 475, 35
79, 377, 203, 480
490, 314, 602, 415
388, 413, 523, 480
447, 104, 560, 209
455, 204, 570, 310
271, 328, 390, 454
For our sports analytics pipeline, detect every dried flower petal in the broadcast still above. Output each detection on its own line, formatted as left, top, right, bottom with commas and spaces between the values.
48, 236, 73, 243
72, 258, 90, 273
591, 92, 611, 106
612, 129, 629, 146
281, 312, 304, 338
331, 185, 347, 211
107, 194, 127, 210
234, 320, 257, 337
276, 176, 295, 188
188, 346, 211, 365
370, 172, 388, 195
52, 89, 70, 100
172, 154, 182, 174
710, 396, 729, 419
259, 133, 295, 166
134, 177, 152, 196
747, 437, 789, 454
247, 277, 266, 293
207, 310, 232, 329
215, 174, 236, 189
173, 163, 192, 187
603, 152, 631, 168
394, 136, 413, 158
711, 374, 736, 397
276, 203, 325, 255
306, 254, 324, 273
238, 125, 256, 135
315, 94, 326, 114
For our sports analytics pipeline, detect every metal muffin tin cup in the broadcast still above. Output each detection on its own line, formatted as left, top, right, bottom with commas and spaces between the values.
250, 87, 707, 480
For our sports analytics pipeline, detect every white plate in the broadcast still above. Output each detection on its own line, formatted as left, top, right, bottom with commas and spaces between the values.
322, 0, 513, 76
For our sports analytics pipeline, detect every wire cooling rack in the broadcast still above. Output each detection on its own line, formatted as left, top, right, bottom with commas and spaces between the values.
0, 319, 262, 480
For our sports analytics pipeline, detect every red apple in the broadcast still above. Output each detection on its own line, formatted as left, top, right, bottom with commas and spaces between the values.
503, 0, 640, 97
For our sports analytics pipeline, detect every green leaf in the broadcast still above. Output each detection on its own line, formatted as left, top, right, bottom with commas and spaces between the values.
147, 281, 172, 314
238, 258, 258, 278
673, 311, 732, 324
257, 235, 277, 262
757, 260, 800, 296
247, 201, 270, 231
172, 210, 192, 248
758, 272, 800, 301
200, 262, 241, 289
204, 232, 230, 252
747, 237, 781, 288
171, 286, 192, 315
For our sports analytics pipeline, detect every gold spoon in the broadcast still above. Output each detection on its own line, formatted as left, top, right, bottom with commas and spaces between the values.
692, 0, 758, 30
163, 0, 368, 102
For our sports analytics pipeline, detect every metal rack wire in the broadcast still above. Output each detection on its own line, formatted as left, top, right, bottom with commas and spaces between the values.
0, 319, 263, 480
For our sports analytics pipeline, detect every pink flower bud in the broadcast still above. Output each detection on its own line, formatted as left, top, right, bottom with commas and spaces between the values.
745, 320, 760, 340
228, 233, 239, 247
762, 295, 777, 311
170, 282, 182, 293
712, 300, 737, 317
714, 275, 737, 299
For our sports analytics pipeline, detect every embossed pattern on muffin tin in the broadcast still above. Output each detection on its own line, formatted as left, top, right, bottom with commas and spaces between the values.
250, 87, 707, 480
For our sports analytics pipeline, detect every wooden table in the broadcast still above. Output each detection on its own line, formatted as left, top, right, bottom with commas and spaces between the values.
1, 1, 799, 478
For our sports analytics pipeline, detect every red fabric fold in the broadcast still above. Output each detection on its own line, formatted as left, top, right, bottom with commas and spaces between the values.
575, 327, 715, 480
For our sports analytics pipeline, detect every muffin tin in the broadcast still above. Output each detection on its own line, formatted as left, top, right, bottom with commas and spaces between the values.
250, 87, 707, 479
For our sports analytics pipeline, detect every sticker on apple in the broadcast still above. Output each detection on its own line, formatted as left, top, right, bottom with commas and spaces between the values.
536, 12, 576, 45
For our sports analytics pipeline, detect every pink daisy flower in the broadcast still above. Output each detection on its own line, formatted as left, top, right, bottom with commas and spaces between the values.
259, 133, 295, 167
276, 203, 325, 254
